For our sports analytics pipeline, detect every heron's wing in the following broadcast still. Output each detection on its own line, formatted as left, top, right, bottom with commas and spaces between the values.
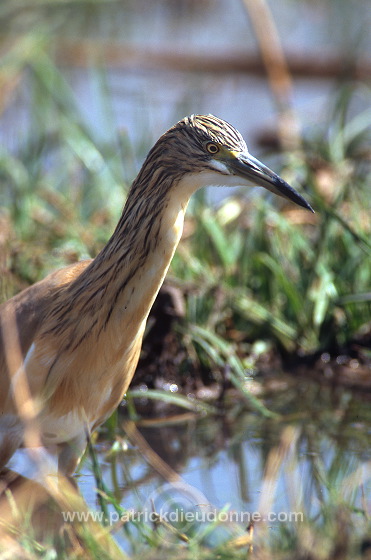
0, 260, 92, 414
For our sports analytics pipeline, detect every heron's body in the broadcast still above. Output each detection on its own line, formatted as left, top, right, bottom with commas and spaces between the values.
0, 115, 313, 475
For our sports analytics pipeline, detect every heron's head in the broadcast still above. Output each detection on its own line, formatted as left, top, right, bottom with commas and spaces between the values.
164, 114, 313, 212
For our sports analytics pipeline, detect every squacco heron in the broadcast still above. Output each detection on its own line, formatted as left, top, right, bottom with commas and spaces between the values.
0, 115, 313, 475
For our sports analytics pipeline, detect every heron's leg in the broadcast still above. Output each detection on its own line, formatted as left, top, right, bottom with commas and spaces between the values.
57, 432, 87, 476
0, 416, 23, 473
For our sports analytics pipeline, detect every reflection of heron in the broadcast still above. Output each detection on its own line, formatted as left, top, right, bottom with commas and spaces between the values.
0, 115, 313, 475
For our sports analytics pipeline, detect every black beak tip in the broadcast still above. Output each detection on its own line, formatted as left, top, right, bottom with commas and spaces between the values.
232, 153, 315, 213
274, 175, 314, 213
289, 193, 315, 214
302, 199, 315, 214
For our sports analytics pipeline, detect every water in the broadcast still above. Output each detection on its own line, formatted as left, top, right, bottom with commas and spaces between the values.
2, 0, 370, 162
5, 376, 369, 549
76, 376, 371, 548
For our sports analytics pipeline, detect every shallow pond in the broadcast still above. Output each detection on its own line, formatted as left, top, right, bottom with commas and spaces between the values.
75, 375, 371, 550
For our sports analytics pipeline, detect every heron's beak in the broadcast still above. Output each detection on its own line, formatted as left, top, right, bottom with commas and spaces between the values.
229, 151, 314, 213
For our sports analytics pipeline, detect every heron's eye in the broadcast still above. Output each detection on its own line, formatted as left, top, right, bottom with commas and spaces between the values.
205, 142, 219, 155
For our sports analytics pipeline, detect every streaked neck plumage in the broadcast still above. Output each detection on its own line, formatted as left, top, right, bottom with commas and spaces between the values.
39, 156, 201, 417
42, 158, 199, 357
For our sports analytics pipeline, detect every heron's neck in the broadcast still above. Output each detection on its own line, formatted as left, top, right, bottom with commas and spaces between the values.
67, 172, 198, 349
44, 170, 204, 358
99, 187, 188, 330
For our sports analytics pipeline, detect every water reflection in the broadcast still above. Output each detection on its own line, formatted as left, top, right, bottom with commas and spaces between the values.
1, 375, 369, 551
78, 376, 370, 548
